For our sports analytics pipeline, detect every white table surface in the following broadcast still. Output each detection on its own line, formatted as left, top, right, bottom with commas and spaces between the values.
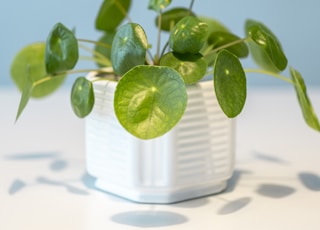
1, 86, 320, 230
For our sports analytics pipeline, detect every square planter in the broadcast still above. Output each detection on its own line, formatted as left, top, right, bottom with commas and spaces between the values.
85, 73, 235, 203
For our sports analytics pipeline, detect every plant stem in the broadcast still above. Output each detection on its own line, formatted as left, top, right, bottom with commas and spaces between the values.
189, 0, 195, 13
78, 38, 111, 49
154, 10, 163, 64
244, 68, 294, 84
204, 37, 250, 57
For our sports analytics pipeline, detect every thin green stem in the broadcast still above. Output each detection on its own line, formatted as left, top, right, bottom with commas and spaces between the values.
244, 68, 294, 84
154, 10, 163, 64
78, 38, 111, 49
204, 37, 250, 57
78, 43, 111, 66
189, 0, 195, 13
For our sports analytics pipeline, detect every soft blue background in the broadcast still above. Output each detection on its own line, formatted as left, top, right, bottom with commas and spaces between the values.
2, 0, 320, 87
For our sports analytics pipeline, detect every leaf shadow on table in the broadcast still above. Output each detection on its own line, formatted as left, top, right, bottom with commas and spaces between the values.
8, 179, 27, 195
4, 151, 60, 161
217, 197, 252, 215
111, 210, 188, 228
253, 150, 289, 165
298, 172, 320, 191
255, 183, 296, 198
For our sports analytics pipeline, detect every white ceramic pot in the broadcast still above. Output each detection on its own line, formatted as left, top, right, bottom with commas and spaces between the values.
85, 72, 235, 203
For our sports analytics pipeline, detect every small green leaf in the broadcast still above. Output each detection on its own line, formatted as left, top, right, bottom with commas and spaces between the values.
207, 31, 248, 58
290, 67, 320, 131
111, 23, 148, 75
169, 16, 208, 54
45, 23, 79, 74
245, 19, 287, 72
148, 0, 171, 12
160, 52, 207, 84
95, 0, 131, 32
11, 43, 66, 98
214, 50, 246, 118
155, 7, 195, 31
114, 65, 187, 139
15, 67, 34, 122
198, 16, 229, 34
71, 77, 95, 118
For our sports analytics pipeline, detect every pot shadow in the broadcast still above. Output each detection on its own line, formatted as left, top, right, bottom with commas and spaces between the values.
256, 183, 296, 198
225, 169, 252, 193
217, 197, 252, 215
298, 172, 320, 191
111, 210, 188, 228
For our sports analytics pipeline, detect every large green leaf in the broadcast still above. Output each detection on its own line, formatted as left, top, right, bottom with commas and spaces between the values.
114, 65, 187, 139
45, 23, 79, 75
245, 19, 287, 72
169, 16, 208, 54
214, 50, 246, 118
70, 77, 95, 118
111, 23, 148, 75
290, 67, 320, 131
11, 43, 66, 98
95, 0, 131, 32
148, 0, 171, 12
159, 52, 207, 84
155, 7, 195, 31
207, 31, 248, 58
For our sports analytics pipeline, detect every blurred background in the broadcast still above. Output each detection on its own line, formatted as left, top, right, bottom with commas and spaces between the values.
1, 0, 320, 88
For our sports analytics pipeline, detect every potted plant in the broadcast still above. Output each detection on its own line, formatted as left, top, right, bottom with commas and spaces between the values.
10, 0, 319, 203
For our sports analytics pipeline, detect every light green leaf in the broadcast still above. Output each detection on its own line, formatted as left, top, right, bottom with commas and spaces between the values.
156, 7, 195, 31
148, 0, 171, 12
15, 67, 34, 122
169, 16, 208, 54
290, 67, 320, 131
95, 0, 131, 32
214, 50, 246, 118
111, 23, 148, 75
245, 19, 287, 72
159, 52, 207, 84
70, 77, 95, 118
11, 43, 66, 98
114, 65, 187, 139
45, 23, 79, 74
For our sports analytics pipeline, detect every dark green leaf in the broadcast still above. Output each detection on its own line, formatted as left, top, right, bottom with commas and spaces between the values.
214, 50, 246, 118
111, 23, 148, 75
45, 23, 79, 74
290, 67, 320, 131
148, 0, 171, 12
15, 66, 34, 122
207, 31, 248, 58
155, 7, 195, 31
245, 19, 287, 72
71, 77, 95, 118
11, 43, 66, 98
169, 16, 208, 54
95, 0, 131, 32
114, 65, 187, 139
159, 52, 207, 84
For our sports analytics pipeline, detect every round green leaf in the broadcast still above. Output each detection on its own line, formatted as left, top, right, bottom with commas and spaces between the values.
214, 50, 246, 118
155, 7, 196, 31
148, 0, 171, 12
245, 19, 287, 72
94, 32, 115, 67
169, 16, 208, 54
208, 31, 249, 58
114, 65, 187, 139
198, 16, 229, 34
159, 52, 207, 84
111, 23, 148, 75
71, 77, 95, 118
45, 23, 79, 75
11, 43, 66, 98
95, 0, 131, 32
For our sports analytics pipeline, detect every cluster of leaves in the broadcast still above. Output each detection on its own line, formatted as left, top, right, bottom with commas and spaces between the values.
11, 0, 319, 139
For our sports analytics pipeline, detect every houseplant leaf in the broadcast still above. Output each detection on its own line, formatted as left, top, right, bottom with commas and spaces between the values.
155, 7, 195, 31
111, 23, 148, 75
148, 0, 171, 12
11, 43, 66, 98
169, 16, 208, 54
290, 67, 320, 131
114, 65, 187, 139
71, 77, 95, 118
245, 19, 287, 72
207, 31, 249, 58
95, 0, 131, 32
45, 23, 79, 75
214, 50, 246, 118
159, 52, 207, 84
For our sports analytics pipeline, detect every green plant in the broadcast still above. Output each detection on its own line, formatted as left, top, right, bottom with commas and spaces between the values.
11, 0, 320, 139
